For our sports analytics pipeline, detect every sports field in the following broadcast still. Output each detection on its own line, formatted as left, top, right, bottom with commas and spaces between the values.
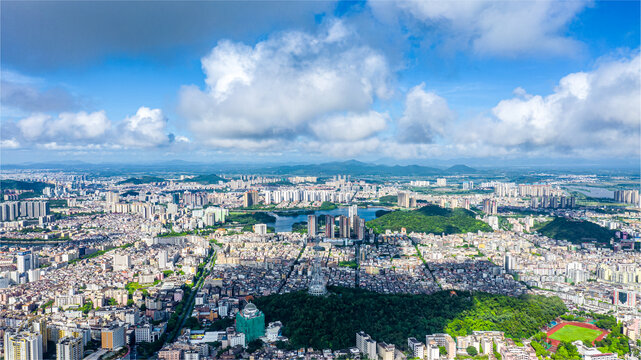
548, 324, 603, 343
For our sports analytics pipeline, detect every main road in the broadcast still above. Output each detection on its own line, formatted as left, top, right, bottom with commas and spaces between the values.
167, 248, 217, 342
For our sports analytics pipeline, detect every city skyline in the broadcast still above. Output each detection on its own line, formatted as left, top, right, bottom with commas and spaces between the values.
1, 1, 640, 165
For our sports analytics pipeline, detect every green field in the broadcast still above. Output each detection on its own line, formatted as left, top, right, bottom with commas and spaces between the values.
549, 325, 603, 343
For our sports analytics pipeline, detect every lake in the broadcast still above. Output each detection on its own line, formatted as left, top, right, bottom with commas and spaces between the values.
566, 186, 614, 199
268, 207, 389, 232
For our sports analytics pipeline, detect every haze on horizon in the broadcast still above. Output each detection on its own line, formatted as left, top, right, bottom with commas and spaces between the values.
1, 0, 640, 167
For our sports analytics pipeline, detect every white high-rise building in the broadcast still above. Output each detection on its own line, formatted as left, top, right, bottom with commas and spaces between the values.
426, 343, 440, 360
158, 250, 168, 269
113, 254, 131, 271
253, 224, 267, 235
4, 331, 43, 360
348, 205, 358, 226
356, 332, 377, 360
408, 338, 425, 359
17, 251, 33, 274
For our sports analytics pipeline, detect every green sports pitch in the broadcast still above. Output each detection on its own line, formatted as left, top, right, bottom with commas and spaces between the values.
548, 325, 603, 343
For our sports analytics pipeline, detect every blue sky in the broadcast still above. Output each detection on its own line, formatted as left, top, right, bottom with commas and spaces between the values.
1, 0, 639, 166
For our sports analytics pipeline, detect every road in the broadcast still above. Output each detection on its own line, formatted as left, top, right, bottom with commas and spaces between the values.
167, 249, 216, 342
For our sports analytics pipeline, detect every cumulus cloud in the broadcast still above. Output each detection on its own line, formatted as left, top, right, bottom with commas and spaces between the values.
17, 111, 111, 143
466, 52, 641, 157
179, 20, 392, 149
119, 107, 173, 148
311, 111, 388, 141
370, 0, 587, 56
8, 107, 177, 150
396, 83, 455, 144
0, 138, 20, 149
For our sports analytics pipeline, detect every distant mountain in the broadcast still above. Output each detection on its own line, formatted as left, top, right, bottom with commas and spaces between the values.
445, 164, 478, 174
2, 159, 481, 177
181, 174, 227, 184
261, 160, 444, 177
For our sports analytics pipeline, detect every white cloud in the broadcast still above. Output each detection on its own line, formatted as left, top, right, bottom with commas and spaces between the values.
17, 111, 111, 143
311, 111, 388, 141
0, 138, 20, 149
371, 0, 587, 56
397, 83, 455, 143
179, 20, 392, 149
175, 135, 190, 143
466, 52, 640, 156
10, 107, 175, 150
119, 107, 172, 148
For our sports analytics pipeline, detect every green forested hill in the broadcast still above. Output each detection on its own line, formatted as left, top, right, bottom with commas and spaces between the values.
117, 176, 165, 184
538, 217, 616, 248
0, 180, 51, 198
254, 286, 566, 350
366, 205, 492, 234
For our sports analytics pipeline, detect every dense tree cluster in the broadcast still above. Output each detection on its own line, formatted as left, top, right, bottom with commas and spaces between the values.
227, 212, 277, 225
367, 205, 493, 234
254, 286, 565, 350
538, 217, 616, 248
595, 324, 630, 356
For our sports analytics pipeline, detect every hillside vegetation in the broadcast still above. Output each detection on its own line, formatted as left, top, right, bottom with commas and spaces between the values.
367, 205, 492, 234
254, 286, 566, 350
0, 180, 51, 198
538, 217, 616, 248
117, 176, 165, 184
182, 174, 227, 184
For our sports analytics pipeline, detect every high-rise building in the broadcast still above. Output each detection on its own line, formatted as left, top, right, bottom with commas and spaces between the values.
356, 332, 377, 360
56, 337, 83, 360
101, 326, 125, 350
339, 215, 350, 238
113, 254, 131, 271
397, 192, 410, 208
236, 303, 265, 344
426, 334, 456, 359
307, 215, 317, 237
31, 318, 48, 353
308, 258, 327, 296
408, 338, 425, 359
348, 205, 358, 226
482, 199, 497, 215
243, 191, 260, 208
614, 190, 640, 205
377, 342, 395, 360
355, 217, 365, 240
324, 215, 334, 238
158, 250, 168, 269
436, 178, 447, 187
426, 343, 440, 360
253, 224, 267, 235
17, 251, 33, 274
504, 254, 515, 273
105, 192, 120, 204
4, 331, 43, 360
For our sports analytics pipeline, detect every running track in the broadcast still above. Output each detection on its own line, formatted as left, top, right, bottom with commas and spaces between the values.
545, 321, 609, 348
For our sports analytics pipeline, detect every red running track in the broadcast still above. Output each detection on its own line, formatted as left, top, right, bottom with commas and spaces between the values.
545, 321, 609, 348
